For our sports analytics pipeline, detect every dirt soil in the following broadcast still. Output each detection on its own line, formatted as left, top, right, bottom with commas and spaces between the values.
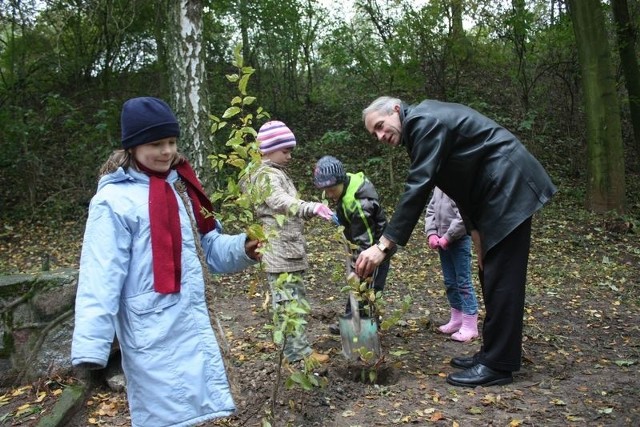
1, 190, 639, 427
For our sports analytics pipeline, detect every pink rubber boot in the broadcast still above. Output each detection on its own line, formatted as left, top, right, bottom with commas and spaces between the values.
438, 308, 463, 334
451, 313, 479, 342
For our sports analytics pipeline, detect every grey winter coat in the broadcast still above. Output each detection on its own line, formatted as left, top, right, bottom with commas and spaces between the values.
71, 167, 256, 427
424, 187, 467, 242
383, 100, 557, 254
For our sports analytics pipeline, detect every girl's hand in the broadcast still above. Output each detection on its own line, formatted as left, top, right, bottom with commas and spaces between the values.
245, 239, 263, 261
437, 236, 449, 250
313, 203, 334, 220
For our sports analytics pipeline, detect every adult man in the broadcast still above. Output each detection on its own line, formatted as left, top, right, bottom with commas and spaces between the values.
355, 96, 556, 387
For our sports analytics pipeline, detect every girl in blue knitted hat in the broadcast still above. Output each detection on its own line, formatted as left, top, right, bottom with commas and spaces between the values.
71, 97, 261, 427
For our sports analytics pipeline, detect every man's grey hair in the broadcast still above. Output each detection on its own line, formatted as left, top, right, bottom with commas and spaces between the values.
362, 96, 402, 122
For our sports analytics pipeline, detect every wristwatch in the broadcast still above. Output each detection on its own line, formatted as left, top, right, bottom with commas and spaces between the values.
375, 241, 389, 254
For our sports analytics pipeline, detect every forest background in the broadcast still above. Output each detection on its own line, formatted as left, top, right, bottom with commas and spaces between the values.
1, 0, 639, 237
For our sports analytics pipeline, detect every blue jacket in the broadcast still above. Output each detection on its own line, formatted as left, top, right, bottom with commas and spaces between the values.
72, 167, 256, 427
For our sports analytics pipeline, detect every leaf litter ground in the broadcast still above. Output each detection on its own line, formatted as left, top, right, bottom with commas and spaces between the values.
1, 190, 639, 427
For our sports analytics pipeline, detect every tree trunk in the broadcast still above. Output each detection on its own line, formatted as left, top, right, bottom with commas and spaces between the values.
567, 0, 626, 213
239, 0, 251, 65
166, 0, 212, 186
611, 0, 640, 156
511, 0, 530, 111
450, 0, 464, 41
447, 0, 471, 98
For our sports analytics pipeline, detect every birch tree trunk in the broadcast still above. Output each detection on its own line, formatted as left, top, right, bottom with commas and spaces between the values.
567, 0, 626, 213
166, 0, 212, 186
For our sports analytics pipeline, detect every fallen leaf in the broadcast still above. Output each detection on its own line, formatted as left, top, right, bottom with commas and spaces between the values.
430, 411, 445, 421
481, 394, 497, 405
614, 359, 636, 367
0, 394, 11, 407
15, 403, 36, 417
11, 386, 30, 397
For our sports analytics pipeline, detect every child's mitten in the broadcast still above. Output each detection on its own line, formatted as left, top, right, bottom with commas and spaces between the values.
313, 203, 334, 220
438, 236, 450, 250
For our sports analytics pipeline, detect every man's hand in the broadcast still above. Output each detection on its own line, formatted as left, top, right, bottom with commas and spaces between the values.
355, 246, 385, 277
356, 237, 395, 277
428, 234, 440, 249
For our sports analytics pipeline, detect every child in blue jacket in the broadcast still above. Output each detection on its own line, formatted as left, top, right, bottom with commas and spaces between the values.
72, 97, 261, 427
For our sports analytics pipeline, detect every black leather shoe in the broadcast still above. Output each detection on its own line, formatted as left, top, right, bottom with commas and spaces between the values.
328, 323, 340, 335
446, 364, 513, 387
450, 354, 478, 369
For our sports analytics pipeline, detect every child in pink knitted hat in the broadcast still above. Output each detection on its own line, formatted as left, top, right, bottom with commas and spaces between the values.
243, 120, 333, 364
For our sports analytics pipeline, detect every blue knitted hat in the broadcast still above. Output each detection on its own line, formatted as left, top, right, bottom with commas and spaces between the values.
313, 156, 346, 188
121, 97, 181, 149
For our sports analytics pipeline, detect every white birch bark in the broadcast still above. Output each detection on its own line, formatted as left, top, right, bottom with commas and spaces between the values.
167, 0, 211, 185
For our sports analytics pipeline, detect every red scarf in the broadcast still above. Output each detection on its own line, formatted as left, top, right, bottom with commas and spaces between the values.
139, 160, 216, 294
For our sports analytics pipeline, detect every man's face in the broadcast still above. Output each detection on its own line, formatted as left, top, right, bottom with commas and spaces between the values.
364, 105, 402, 146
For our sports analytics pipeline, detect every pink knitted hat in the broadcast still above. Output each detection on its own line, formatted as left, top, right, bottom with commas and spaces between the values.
257, 121, 296, 154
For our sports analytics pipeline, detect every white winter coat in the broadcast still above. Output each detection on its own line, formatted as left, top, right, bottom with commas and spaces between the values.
71, 167, 256, 427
